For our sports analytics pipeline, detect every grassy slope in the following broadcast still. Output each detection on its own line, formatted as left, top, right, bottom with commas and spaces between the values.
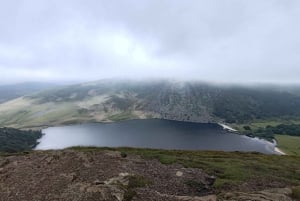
2, 81, 300, 128
232, 120, 300, 152
275, 135, 300, 155
0, 98, 82, 128
0, 82, 58, 103
0, 95, 147, 129
70, 147, 300, 193
233, 119, 300, 131
108, 111, 139, 121
1, 81, 300, 156
0, 127, 42, 152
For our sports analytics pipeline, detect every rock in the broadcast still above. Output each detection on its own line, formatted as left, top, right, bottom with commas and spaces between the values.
175, 194, 217, 201
104, 173, 131, 186
45, 156, 53, 164
176, 171, 183, 177
77, 152, 94, 168
223, 188, 293, 201
0, 151, 223, 200
119, 173, 130, 177
76, 182, 124, 201
155, 191, 217, 201
104, 151, 122, 158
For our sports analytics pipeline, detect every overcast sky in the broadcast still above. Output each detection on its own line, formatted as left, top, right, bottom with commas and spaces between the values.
1, 0, 300, 84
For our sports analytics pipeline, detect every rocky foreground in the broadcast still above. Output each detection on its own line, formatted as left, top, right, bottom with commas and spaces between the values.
0, 149, 297, 201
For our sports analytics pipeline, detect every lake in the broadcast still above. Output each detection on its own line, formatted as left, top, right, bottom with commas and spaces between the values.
36, 119, 276, 154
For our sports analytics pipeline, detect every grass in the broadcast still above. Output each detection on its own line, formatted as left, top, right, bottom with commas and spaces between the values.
275, 135, 300, 155
108, 112, 138, 121
292, 186, 300, 200
0, 100, 81, 128
0, 96, 141, 128
123, 175, 150, 201
70, 146, 300, 192
233, 118, 300, 132
185, 180, 207, 192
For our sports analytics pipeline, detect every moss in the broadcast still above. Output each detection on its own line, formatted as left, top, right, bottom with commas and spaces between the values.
123, 189, 137, 201
121, 152, 127, 158
127, 175, 150, 188
213, 179, 240, 189
185, 180, 207, 192
108, 112, 138, 121
123, 175, 150, 201
292, 186, 300, 200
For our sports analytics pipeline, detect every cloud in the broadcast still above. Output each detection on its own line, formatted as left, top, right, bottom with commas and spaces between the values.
0, 0, 300, 84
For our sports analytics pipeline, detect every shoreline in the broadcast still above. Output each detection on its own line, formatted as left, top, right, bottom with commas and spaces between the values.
272, 139, 287, 155
274, 147, 287, 155
18, 118, 226, 131
218, 123, 238, 132
218, 124, 288, 156
6, 120, 290, 156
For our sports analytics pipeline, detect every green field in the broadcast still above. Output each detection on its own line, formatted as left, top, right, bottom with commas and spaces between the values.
233, 119, 300, 132
275, 135, 300, 155
108, 111, 138, 121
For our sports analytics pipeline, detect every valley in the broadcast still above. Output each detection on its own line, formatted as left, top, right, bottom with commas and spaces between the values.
1, 80, 300, 155
1, 1, 300, 200
1, 80, 300, 200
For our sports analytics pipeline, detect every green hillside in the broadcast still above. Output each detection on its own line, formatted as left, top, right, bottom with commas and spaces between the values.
0, 82, 58, 103
0, 127, 42, 152
1, 80, 300, 130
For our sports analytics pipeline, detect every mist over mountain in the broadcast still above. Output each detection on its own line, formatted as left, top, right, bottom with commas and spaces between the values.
1, 79, 300, 129
0, 82, 60, 103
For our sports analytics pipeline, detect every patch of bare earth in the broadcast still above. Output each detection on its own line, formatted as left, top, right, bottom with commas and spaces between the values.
0, 151, 295, 201
0, 150, 215, 201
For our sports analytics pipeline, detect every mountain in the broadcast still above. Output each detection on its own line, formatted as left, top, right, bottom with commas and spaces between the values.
0, 82, 60, 104
1, 80, 300, 128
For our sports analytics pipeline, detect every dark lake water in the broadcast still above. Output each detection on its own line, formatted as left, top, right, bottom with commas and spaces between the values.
36, 119, 276, 154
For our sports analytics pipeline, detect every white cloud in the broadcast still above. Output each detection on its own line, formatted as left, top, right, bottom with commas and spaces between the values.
0, 0, 300, 84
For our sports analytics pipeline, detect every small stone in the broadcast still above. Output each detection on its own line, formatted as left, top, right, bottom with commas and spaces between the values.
119, 172, 130, 177
45, 157, 53, 164
105, 173, 131, 186
176, 171, 183, 177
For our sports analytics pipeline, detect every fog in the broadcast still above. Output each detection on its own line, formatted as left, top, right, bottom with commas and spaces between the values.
1, 0, 300, 84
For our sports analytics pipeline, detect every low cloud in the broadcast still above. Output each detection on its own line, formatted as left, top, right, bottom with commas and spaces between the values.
0, 0, 300, 84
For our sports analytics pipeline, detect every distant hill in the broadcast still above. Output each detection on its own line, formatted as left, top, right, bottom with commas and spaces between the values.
0, 82, 60, 103
1, 80, 300, 128
0, 127, 42, 152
